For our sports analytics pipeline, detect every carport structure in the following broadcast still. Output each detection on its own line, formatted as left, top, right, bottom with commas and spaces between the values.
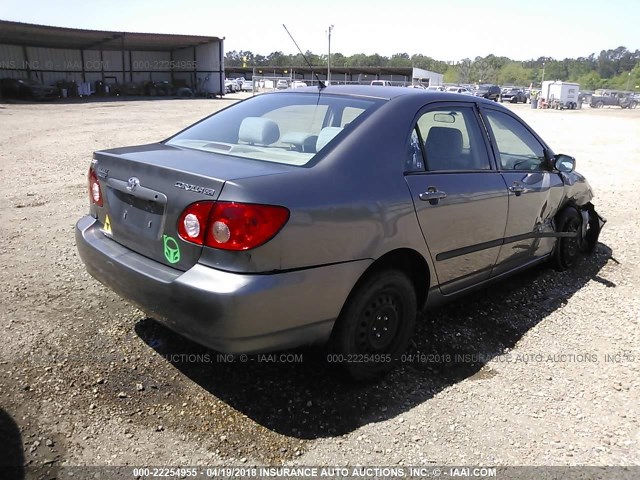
0, 20, 225, 96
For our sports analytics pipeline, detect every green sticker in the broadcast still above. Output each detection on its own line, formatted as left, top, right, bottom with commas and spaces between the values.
163, 235, 180, 264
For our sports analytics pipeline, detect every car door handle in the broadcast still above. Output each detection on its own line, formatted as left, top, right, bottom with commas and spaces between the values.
419, 188, 447, 205
508, 183, 525, 196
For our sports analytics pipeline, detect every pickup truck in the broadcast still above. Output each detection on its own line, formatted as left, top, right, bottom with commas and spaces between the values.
590, 89, 638, 109
371, 80, 393, 86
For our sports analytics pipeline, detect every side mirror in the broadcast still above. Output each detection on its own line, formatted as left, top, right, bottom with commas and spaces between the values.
553, 154, 576, 173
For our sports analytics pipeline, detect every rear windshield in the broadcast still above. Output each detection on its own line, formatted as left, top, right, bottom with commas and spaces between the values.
166, 92, 383, 166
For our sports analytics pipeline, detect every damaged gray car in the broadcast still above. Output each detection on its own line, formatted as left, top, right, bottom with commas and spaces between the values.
76, 86, 605, 379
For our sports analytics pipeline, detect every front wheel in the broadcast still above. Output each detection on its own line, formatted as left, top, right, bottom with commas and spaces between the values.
330, 270, 417, 381
553, 207, 582, 271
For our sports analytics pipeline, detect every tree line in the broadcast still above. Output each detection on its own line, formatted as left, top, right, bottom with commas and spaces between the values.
225, 46, 640, 90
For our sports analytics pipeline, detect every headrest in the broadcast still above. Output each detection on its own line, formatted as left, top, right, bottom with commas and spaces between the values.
238, 117, 280, 145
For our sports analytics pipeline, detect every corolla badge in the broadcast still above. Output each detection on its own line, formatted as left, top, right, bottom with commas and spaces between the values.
126, 177, 140, 192
174, 181, 215, 197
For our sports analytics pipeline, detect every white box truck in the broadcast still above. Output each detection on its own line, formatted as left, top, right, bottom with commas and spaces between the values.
540, 81, 580, 109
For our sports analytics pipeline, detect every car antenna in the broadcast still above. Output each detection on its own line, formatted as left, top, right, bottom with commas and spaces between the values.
282, 24, 326, 89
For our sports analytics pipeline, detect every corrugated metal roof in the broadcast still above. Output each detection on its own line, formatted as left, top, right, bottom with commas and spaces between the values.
0, 20, 221, 51
227, 66, 443, 79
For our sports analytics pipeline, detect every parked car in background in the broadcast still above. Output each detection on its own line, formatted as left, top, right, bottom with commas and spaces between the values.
224, 79, 237, 94
617, 93, 637, 109
474, 84, 501, 101
241, 79, 253, 92
291, 81, 308, 88
590, 89, 637, 109
76, 86, 604, 380
501, 87, 528, 103
426, 85, 445, 92
446, 86, 473, 95
276, 79, 289, 89
0, 78, 58, 100
578, 91, 593, 105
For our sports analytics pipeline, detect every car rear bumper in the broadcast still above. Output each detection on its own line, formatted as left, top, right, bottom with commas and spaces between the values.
76, 216, 371, 354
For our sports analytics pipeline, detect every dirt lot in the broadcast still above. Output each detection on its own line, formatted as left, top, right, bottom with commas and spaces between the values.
0, 94, 638, 476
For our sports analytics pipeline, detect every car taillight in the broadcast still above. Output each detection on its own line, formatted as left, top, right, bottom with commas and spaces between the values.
177, 201, 289, 251
177, 202, 214, 245
88, 167, 103, 207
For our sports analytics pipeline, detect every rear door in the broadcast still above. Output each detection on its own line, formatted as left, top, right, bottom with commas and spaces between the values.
404, 102, 509, 294
480, 107, 565, 275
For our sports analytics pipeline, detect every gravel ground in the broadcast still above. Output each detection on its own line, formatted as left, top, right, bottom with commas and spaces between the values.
0, 94, 638, 477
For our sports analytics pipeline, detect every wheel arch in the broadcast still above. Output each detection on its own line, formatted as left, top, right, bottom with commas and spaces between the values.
553, 202, 581, 231
340, 248, 431, 317
328, 247, 431, 353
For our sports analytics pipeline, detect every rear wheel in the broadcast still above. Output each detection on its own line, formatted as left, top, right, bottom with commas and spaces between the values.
596, 101, 604, 108
553, 207, 582, 271
330, 270, 417, 381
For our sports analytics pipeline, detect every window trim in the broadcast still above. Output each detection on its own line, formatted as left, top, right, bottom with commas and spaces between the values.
404, 101, 498, 175
479, 106, 553, 173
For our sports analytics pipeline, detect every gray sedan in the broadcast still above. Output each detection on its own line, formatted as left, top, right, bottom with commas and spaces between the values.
76, 86, 604, 379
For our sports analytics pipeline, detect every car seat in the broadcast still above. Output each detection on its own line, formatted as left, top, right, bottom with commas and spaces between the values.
425, 127, 463, 171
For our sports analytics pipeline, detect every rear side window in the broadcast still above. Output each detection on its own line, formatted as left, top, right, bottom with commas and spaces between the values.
166, 93, 382, 166
414, 106, 491, 171
484, 110, 546, 170
340, 107, 365, 127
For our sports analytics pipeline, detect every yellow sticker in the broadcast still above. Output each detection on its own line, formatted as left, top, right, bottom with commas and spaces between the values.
103, 214, 112, 235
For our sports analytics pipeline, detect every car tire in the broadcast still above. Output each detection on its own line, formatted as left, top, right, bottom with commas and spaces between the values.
553, 207, 582, 271
330, 269, 417, 381
596, 101, 604, 108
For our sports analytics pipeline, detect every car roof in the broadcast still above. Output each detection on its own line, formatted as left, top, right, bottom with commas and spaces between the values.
273, 84, 499, 102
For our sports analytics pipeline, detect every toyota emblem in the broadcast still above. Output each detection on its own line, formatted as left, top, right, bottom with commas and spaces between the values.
126, 177, 140, 192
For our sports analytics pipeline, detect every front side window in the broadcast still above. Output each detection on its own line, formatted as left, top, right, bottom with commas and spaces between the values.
166, 93, 382, 166
484, 109, 546, 171
414, 106, 491, 171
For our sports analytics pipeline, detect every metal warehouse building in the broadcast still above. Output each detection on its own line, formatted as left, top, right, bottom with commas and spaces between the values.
0, 20, 225, 96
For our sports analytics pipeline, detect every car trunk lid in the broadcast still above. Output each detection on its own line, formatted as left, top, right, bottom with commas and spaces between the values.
92, 143, 292, 271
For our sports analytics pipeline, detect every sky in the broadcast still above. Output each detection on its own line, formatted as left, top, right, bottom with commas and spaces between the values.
2, 0, 639, 62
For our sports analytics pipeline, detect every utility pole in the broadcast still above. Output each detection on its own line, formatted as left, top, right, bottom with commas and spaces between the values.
541, 61, 546, 85
626, 71, 631, 91
327, 25, 334, 85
